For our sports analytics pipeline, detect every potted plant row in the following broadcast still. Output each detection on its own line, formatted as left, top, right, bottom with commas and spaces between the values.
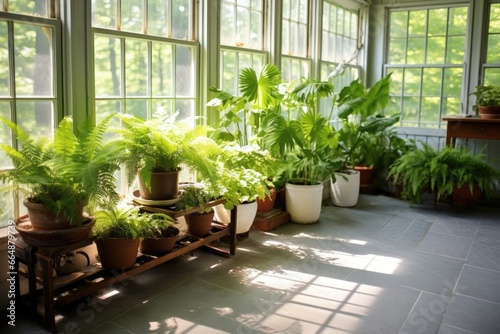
93, 205, 179, 270
388, 144, 500, 206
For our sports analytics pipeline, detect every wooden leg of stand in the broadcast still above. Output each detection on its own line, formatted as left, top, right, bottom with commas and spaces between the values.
230, 206, 237, 255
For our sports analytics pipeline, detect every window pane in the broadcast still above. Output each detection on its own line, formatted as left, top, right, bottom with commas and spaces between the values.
421, 97, 440, 126
404, 68, 421, 96
448, 6, 468, 35
175, 99, 194, 120
152, 99, 174, 118
92, 0, 117, 29
94, 36, 122, 97
487, 35, 500, 64
125, 99, 148, 119
176, 46, 194, 97
121, 0, 143, 33
426, 37, 445, 64
14, 23, 53, 97
422, 68, 442, 97
388, 38, 406, 64
0, 103, 11, 168
446, 36, 465, 64
428, 9, 447, 36
389, 12, 408, 38
402, 97, 420, 124
0, 21, 9, 96
407, 37, 425, 64
95, 100, 122, 123
388, 68, 403, 95
148, 0, 168, 37
220, 3, 235, 45
443, 68, 463, 98
172, 0, 190, 40
8, 0, 49, 17
125, 39, 149, 97
152, 42, 173, 97
408, 10, 427, 36
221, 50, 236, 94
16, 101, 53, 138
484, 68, 500, 85
442, 97, 460, 117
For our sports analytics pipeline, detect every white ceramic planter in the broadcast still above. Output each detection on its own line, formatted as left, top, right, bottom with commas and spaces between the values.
213, 201, 258, 234
285, 182, 323, 224
330, 170, 360, 207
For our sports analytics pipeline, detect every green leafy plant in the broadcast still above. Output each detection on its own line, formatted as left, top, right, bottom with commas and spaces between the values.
113, 112, 221, 190
260, 77, 340, 185
388, 144, 499, 204
470, 85, 500, 111
335, 74, 400, 169
388, 144, 438, 204
208, 64, 283, 146
93, 205, 176, 239
175, 183, 216, 214
0, 115, 124, 224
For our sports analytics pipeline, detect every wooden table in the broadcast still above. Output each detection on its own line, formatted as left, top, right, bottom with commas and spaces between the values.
443, 115, 500, 147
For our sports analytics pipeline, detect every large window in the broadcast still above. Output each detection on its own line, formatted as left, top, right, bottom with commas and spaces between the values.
0, 1, 60, 226
281, 0, 311, 82
483, 3, 500, 84
385, 5, 469, 128
219, 0, 266, 95
92, 0, 197, 123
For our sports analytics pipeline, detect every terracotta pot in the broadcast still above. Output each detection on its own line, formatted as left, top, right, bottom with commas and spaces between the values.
23, 199, 85, 231
140, 227, 180, 255
354, 166, 377, 185
185, 211, 214, 237
95, 238, 140, 270
257, 188, 277, 213
451, 183, 485, 207
137, 170, 179, 200
478, 106, 500, 119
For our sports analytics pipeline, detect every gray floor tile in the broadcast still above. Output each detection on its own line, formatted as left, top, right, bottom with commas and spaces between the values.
416, 232, 472, 259
400, 291, 450, 334
442, 294, 500, 334
397, 220, 432, 246
456, 265, 500, 304
437, 324, 475, 334
430, 215, 479, 238
374, 215, 413, 241
473, 228, 500, 248
466, 243, 500, 271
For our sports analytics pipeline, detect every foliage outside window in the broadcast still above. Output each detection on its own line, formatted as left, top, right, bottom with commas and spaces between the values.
92, 0, 196, 124
0, 0, 59, 227
385, 6, 468, 129
281, 0, 311, 82
483, 3, 500, 85
220, 0, 266, 95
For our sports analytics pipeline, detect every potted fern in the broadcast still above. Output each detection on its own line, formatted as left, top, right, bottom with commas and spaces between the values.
114, 112, 221, 200
388, 144, 499, 206
93, 205, 143, 270
0, 115, 123, 231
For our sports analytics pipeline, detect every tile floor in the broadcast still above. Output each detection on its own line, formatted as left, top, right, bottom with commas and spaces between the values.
3, 194, 500, 334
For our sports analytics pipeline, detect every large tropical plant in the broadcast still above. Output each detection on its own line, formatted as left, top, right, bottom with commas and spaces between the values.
207, 64, 283, 146
259, 78, 340, 185
335, 74, 400, 170
0, 115, 124, 224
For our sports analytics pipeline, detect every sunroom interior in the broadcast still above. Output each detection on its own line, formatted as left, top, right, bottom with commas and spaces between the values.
1, 0, 500, 333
